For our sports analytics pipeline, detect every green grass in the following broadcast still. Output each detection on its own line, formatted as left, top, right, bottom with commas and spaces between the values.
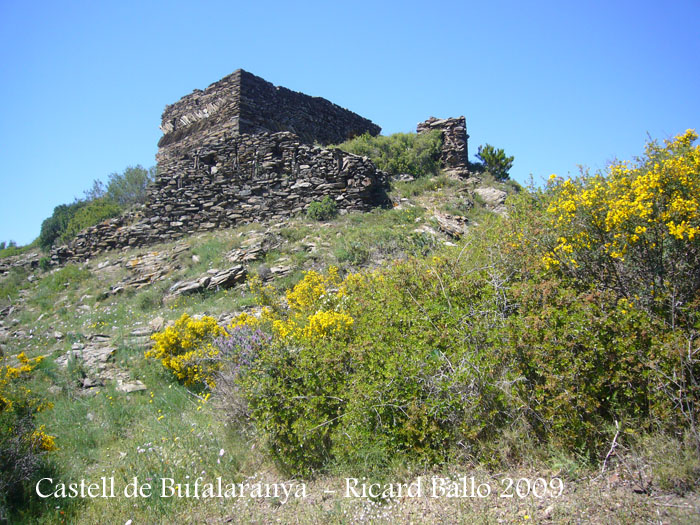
391, 174, 458, 198
0, 267, 31, 307
2, 173, 699, 524
0, 239, 39, 259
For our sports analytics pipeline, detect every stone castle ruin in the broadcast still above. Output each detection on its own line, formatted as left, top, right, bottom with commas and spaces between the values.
51, 69, 469, 263
417, 116, 469, 178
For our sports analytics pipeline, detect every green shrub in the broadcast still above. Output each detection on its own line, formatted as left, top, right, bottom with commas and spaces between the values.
38, 257, 51, 272
334, 130, 443, 177
503, 279, 684, 455
235, 258, 512, 476
105, 165, 155, 207
39, 201, 85, 250
37, 164, 154, 251
1, 353, 57, 520
146, 313, 226, 389
475, 143, 514, 180
306, 196, 338, 221
60, 198, 122, 244
334, 241, 370, 266
0, 241, 36, 259
391, 174, 457, 197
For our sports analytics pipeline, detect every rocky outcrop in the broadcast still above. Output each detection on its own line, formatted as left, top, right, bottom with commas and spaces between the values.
164, 265, 247, 303
0, 251, 42, 276
417, 116, 470, 177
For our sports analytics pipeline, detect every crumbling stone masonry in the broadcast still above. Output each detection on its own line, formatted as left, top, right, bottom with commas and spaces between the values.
51, 70, 388, 263
417, 117, 469, 177
160, 69, 381, 147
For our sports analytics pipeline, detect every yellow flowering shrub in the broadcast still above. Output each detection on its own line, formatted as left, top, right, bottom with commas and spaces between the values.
544, 130, 700, 320
30, 425, 58, 452
0, 352, 48, 415
1, 351, 57, 515
270, 266, 355, 342
146, 313, 227, 388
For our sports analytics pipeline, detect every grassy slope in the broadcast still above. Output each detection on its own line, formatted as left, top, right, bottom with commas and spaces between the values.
2, 175, 699, 524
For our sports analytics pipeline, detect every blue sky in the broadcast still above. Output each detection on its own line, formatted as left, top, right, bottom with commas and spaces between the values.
1, 0, 699, 245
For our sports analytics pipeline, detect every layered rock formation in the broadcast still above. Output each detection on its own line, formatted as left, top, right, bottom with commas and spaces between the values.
417, 116, 470, 177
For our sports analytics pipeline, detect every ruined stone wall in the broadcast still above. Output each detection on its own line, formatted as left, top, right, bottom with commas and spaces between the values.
159, 72, 241, 148
236, 70, 381, 144
159, 69, 380, 150
52, 131, 388, 263
50, 70, 388, 263
150, 129, 387, 230
417, 117, 469, 177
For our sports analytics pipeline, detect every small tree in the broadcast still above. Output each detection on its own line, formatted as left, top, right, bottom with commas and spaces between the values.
39, 201, 85, 250
105, 165, 155, 207
83, 179, 106, 201
476, 144, 514, 180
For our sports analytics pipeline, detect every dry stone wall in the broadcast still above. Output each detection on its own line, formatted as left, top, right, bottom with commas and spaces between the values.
159, 69, 380, 148
417, 117, 469, 177
51, 70, 389, 263
52, 130, 388, 263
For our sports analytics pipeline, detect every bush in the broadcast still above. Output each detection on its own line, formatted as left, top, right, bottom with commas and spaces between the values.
1, 353, 56, 519
60, 198, 122, 244
37, 164, 155, 251
334, 130, 443, 177
38, 257, 50, 272
233, 260, 512, 476
306, 196, 338, 221
504, 279, 684, 455
146, 314, 226, 388
105, 165, 155, 207
543, 129, 700, 325
39, 201, 85, 250
0, 240, 34, 259
213, 326, 272, 427
38, 196, 121, 250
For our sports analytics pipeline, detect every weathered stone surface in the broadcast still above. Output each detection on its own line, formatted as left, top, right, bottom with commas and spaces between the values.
417, 116, 470, 177
51, 71, 390, 264
473, 187, 507, 207
433, 212, 470, 238
149, 316, 165, 333
164, 265, 247, 303
94, 243, 188, 298
159, 69, 380, 147
55, 345, 115, 372
116, 380, 147, 393
0, 251, 41, 276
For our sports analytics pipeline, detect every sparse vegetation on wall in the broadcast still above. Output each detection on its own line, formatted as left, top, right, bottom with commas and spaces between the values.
306, 196, 338, 221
